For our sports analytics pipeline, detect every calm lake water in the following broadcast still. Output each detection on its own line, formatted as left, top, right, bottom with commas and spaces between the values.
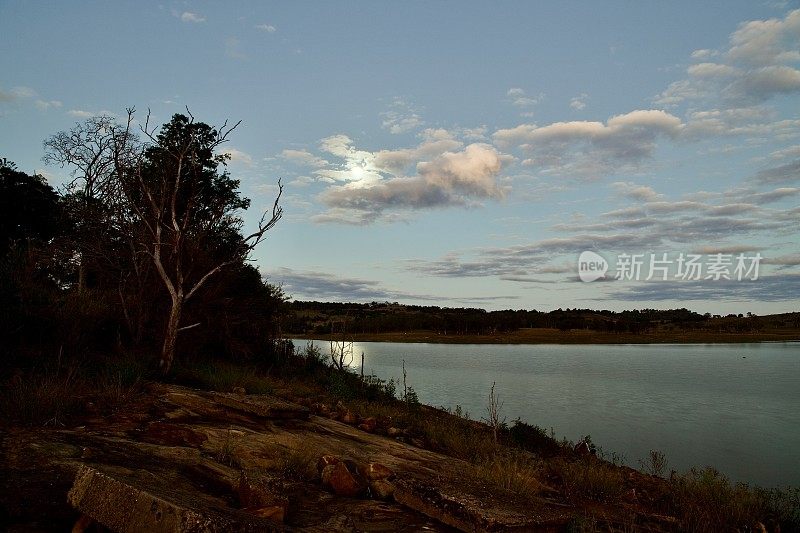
299, 339, 800, 488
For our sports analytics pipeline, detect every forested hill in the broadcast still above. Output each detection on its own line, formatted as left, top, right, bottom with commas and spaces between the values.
284, 301, 800, 336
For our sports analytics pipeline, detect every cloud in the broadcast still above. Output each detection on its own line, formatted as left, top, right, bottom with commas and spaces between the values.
316, 143, 507, 223
67, 109, 116, 119
507, 87, 544, 108
755, 160, 800, 184
280, 149, 328, 168
691, 245, 766, 254
726, 9, 800, 66
762, 253, 800, 267
0, 86, 35, 102
612, 181, 663, 202
264, 267, 517, 303
493, 110, 682, 178
220, 148, 253, 166
748, 186, 799, 203
691, 49, 719, 60
655, 10, 800, 107
255, 23, 276, 33
34, 99, 62, 110
380, 97, 423, 134
180, 11, 205, 23
1, 86, 61, 113
607, 274, 800, 302
373, 130, 463, 175
570, 93, 589, 111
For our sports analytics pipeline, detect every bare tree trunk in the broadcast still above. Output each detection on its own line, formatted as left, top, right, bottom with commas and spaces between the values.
160, 297, 182, 374
77, 257, 87, 294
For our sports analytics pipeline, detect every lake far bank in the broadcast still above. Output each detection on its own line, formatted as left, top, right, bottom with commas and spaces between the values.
288, 327, 800, 345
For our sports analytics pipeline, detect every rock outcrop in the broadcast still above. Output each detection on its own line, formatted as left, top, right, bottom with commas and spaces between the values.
1, 383, 577, 532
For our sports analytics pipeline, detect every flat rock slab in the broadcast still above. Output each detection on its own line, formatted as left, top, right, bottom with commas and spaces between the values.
68, 465, 283, 533
3, 384, 582, 532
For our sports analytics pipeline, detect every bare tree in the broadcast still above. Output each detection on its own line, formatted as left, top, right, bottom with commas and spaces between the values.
119, 108, 282, 373
485, 381, 505, 444
44, 115, 136, 292
329, 318, 354, 371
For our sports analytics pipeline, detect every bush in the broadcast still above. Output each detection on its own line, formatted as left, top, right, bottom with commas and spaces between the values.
552, 457, 625, 502
508, 419, 562, 457
668, 467, 800, 532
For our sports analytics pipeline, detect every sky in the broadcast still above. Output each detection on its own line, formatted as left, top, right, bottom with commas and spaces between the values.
1, 1, 799, 314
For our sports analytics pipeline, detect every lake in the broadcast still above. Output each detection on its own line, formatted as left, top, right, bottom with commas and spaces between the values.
299, 339, 800, 488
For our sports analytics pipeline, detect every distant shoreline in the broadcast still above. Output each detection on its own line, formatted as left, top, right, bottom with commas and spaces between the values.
288, 328, 800, 345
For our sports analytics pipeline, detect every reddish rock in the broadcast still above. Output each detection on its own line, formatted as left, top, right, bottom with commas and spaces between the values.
246, 505, 286, 522
316, 454, 341, 474
362, 462, 394, 481
341, 411, 357, 425
238, 470, 289, 523
369, 480, 395, 500
387, 427, 403, 437
231, 386, 246, 395
359, 417, 377, 432
141, 422, 208, 448
323, 462, 366, 497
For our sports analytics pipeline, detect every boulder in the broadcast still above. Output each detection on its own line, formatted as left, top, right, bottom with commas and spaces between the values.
369, 480, 395, 500
316, 455, 341, 474
362, 462, 393, 481
322, 462, 366, 497
237, 470, 289, 523
386, 427, 403, 437
142, 422, 208, 448
341, 411, 357, 425
358, 417, 377, 432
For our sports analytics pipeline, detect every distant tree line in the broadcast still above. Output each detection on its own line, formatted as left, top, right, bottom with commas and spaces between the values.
284, 301, 796, 335
1, 110, 285, 374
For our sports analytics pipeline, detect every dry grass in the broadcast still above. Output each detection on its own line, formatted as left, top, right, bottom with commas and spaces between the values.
667, 467, 800, 532
0, 367, 85, 426
177, 360, 275, 395
551, 457, 626, 502
472, 451, 544, 498
274, 443, 317, 481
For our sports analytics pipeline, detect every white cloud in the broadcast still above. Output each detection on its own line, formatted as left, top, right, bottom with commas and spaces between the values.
35, 99, 62, 110
493, 110, 683, 177
1, 86, 61, 112
221, 148, 253, 166
507, 87, 544, 108
255, 23, 277, 33
569, 93, 588, 111
726, 9, 800, 66
691, 49, 719, 60
655, 10, 800, 107
67, 109, 116, 119
180, 11, 205, 23
687, 62, 740, 78
380, 97, 423, 134
612, 181, 664, 202
315, 143, 508, 223
280, 149, 327, 168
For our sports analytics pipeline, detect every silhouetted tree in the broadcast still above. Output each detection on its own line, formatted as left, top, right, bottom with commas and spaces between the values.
0, 159, 61, 256
121, 109, 283, 373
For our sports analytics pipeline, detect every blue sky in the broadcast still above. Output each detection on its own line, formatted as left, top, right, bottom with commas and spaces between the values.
1, 1, 799, 314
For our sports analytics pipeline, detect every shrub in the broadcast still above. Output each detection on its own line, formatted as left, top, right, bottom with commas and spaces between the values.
552, 457, 625, 502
